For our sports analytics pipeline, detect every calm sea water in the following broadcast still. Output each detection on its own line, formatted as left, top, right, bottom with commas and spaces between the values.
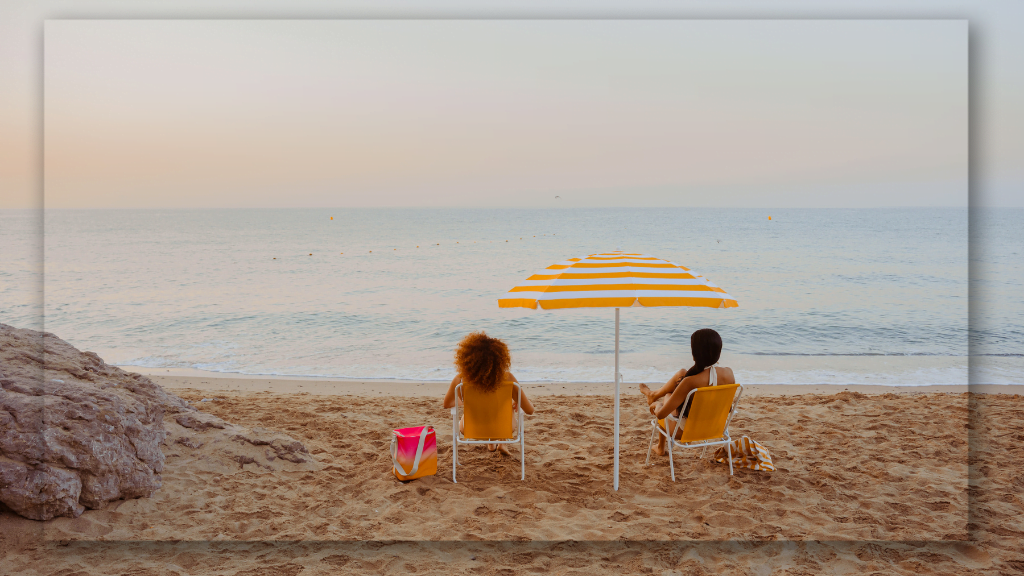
1, 207, 1020, 385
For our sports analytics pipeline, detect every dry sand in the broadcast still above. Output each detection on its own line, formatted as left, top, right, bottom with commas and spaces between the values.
2, 375, 1021, 575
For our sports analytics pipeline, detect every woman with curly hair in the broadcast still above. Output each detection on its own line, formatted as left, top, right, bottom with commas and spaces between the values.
443, 331, 535, 456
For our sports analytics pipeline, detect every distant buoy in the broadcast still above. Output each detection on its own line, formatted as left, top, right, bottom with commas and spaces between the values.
309, 253, 312, 256
768, 216, 772, 220
340, 252, 343, 255
416, 246, 419, 248
273, 257, 276, 259
369, 250, 372, 253
330, 217, 333, 220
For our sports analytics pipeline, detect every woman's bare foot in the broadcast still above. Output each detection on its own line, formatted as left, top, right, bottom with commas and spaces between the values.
639, 383, 656, 405
487, 444, 512, 457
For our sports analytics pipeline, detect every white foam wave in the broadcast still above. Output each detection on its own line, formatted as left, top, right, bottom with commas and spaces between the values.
111, 358, 1024, 386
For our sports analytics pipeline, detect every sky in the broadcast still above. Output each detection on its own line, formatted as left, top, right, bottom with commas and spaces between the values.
41, 19, 966, 208
1, 1, 1020, 209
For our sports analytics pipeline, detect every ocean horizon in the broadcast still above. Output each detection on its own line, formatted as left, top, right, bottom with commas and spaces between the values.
2, 206, 1020, 386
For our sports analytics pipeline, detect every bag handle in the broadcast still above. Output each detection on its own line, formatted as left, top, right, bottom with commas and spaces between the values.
391, 426, 431, 477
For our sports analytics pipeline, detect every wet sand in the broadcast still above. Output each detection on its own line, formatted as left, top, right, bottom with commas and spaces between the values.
125, 365, 995, 397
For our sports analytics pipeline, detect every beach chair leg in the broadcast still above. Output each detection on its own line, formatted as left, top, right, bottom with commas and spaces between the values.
452, 427, 458, 484
520, 423, 525, 481
668, 441, 675, 482
698, 446, 707, 460
727, 441, 734, 476
645, 425, 657, 465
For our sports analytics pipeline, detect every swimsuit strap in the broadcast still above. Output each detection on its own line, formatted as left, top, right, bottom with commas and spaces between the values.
708, 363, 718, 386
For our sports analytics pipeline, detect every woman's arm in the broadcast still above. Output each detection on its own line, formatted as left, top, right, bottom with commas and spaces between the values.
509, 374, 535, 415
654, 375, 696, 420
648, 368, 687, 402
443, 374, 462, 409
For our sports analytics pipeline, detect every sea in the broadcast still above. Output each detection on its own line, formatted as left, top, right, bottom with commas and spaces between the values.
1, 207, 1021, 386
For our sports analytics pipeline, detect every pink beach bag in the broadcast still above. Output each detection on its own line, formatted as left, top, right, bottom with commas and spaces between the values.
391, 425, 437, 481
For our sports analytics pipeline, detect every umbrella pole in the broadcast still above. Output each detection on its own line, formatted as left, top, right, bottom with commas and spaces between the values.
614, 307, 620, 491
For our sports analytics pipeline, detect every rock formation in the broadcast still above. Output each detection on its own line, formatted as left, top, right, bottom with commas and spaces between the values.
0, 324, 314, 521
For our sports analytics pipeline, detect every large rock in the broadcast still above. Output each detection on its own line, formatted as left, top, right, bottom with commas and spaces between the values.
0, 324, 314, 521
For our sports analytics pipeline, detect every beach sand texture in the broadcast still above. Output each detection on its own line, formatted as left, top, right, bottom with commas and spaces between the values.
3, 386, 1019, 574
5, 386, 966, 539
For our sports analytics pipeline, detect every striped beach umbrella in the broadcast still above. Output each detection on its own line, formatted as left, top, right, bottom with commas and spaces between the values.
499, 251, 737, 490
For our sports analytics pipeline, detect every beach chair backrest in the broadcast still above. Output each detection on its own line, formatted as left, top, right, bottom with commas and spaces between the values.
462, 379, 515, 440
679, 383, 741, 443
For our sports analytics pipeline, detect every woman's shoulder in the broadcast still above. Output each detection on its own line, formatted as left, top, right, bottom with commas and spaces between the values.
679, 370, 703, 387
680, 366, 735, 386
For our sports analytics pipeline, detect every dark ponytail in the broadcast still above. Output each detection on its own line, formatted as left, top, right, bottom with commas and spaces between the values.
684, 328, 723, 379
679, 328, 723, 418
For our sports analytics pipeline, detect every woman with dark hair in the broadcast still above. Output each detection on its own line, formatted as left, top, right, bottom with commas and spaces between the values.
443, 331, 535, 456
639, 328, 735, 456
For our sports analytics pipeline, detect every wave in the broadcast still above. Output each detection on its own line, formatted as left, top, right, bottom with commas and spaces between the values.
115, 358, 1023, 386
739, 352, 967, 357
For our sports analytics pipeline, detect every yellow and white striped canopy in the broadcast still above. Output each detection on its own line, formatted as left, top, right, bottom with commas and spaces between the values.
499, 251, 738, 310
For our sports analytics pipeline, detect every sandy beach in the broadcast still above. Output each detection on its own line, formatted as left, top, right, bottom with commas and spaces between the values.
3, 373, 1020, 574
5, 13, 1009, 574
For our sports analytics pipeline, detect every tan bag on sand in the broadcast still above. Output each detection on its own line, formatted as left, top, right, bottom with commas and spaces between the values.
714, 436, 775, 472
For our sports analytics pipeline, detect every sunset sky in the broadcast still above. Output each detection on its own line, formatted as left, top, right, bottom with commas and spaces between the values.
41, 19, 967, 208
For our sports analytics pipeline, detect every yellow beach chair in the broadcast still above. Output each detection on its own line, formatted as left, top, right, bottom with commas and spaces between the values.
646, 383, 744, 479
450, 379, 525, 482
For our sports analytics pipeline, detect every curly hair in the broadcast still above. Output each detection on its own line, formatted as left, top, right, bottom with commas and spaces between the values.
454, 331, 511, 392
